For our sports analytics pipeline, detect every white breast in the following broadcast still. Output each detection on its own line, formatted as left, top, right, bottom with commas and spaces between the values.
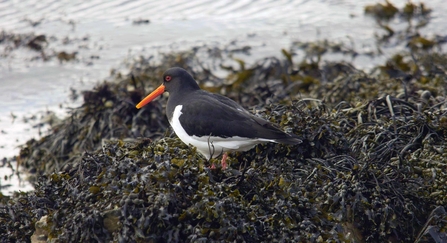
169, 105, 273, 160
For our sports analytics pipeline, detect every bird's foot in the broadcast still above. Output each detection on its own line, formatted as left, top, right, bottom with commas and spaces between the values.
221, 153, 228, 170
210, 163, 216, 169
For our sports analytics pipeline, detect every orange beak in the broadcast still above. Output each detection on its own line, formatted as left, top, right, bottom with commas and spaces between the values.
136, 84, 165, 109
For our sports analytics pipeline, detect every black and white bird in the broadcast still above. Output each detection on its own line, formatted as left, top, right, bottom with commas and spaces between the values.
136, 67, 302, 169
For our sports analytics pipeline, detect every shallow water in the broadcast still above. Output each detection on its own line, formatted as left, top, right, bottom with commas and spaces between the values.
0, 0, 446, 194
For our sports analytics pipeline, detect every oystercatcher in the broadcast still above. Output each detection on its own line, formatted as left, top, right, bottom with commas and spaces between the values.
136, 67, 302, 169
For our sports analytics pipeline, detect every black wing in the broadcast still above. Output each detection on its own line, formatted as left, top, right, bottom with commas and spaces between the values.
179, 91, 301, 144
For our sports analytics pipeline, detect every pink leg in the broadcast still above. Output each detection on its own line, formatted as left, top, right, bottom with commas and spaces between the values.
221, 153, 228, 170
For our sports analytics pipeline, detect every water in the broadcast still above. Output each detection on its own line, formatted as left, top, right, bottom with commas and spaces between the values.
0, 0, 446, 194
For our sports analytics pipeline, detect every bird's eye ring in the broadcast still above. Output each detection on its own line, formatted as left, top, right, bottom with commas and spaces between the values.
165, 76, 172, 82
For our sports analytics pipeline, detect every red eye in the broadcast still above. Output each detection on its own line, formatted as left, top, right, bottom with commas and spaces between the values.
165, 76, 172, 82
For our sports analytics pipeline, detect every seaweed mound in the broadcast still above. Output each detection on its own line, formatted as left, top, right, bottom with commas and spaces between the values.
1, 47, 447, 242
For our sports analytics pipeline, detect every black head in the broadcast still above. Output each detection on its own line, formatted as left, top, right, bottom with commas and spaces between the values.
136, 67, 201, 109
162, 67, 200, 94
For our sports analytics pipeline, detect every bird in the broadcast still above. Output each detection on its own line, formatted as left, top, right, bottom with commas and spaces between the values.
136, 67, 302, 169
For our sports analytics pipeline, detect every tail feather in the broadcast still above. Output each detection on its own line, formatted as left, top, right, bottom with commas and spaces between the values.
273, 135, 302, 145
